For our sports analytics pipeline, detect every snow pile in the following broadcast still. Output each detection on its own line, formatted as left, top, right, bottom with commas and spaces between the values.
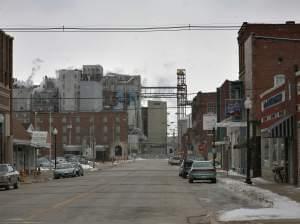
219, 178, 300, 221
135, 157, 147, 161
81, 164, 93, 170
252, 177, 273, 184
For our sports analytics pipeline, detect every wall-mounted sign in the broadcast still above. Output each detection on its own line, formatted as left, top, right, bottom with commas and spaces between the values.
225, 99, 242, 118
31, 131, 49, 148
203, 113, 217, 130
262, 91, 285, 111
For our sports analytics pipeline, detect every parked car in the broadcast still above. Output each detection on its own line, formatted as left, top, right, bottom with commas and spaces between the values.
179, 159, 193, 178
188, 160, 216, 183
168, 156, 182, 165
37, 157, 53, 168
72, 163, 84, 176
0, 164, 20, 190
53, 163, 77, 179
56, 157, 67, 164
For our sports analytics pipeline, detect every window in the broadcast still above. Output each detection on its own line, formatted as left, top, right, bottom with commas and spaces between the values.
103, 116, 107, 123
76, 126, 80, 134
76, 136, 80, 144
297, 105, 300, 112
116, 125, 120, 134
264, 139, 269, 160
89, 117, 94, 123
103, 126, 108, 133
274, 74, 285, 87
62, 136, 67, 144
207, 103, 216, 113
76, 117, 80, 123
297, 83, 300, 95
62, 126, 67, 134
103, 136, 107, 143
115, 115, 120, 123
62, 117, 67, 123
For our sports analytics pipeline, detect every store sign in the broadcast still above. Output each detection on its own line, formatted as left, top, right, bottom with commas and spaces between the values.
31, 131, 49, 148
262, 91, 285, 111
203, 113, 217, 130
225, 99, 242, 118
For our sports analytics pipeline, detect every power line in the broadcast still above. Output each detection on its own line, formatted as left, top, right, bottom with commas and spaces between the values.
1, 24, 240, 33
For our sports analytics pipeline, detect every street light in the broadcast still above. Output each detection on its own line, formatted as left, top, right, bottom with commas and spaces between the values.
244, 96, 252, 185
53, 128, 58, 169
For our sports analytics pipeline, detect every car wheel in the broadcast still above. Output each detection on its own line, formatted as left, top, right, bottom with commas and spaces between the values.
211, 179, 217, 184
183, 174, 187, 179
5, 185, 10, 190
189, 179, 193, 183
14, 180, 19, 189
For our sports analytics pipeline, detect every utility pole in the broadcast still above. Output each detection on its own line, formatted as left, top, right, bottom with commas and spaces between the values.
49, 111, 52, 170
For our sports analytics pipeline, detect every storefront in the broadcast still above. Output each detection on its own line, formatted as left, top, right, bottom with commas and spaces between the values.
259, 81, 295, 184
261, 115, 294, 183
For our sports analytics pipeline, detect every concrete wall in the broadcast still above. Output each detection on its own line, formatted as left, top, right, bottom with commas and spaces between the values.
147, 101, 167, 154
57, 70, 81, 112
79, 80, 103, 112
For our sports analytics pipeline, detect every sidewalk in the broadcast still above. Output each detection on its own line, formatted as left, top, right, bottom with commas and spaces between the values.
218, 170, 300, 203
214, 171, 300, 224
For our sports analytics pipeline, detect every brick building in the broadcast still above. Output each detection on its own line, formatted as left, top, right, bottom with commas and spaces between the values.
216, 80, 245, 173
32, 111, 128, 161
0, 31, 13, 164
191, 91, 217, 160
238, 22, 300, 184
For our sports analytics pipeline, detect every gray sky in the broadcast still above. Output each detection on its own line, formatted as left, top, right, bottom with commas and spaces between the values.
1, 0, 300, 94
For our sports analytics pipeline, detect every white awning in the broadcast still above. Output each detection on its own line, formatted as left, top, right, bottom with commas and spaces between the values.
216, 121, 247, 128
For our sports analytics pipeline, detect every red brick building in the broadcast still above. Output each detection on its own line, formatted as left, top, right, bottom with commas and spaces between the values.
191, 91, 217, 159
32, 112, 128, 160
238, 22, 300, 184
0, 31, 13, 164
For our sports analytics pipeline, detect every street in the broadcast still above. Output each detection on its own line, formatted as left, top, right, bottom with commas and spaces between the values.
0, 159, 259, 224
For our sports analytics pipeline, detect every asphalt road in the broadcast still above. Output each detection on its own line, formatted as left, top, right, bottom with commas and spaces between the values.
0, 159, 259, 224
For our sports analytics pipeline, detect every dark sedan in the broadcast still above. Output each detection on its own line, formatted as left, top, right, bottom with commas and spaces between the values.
0, 164, 20, 190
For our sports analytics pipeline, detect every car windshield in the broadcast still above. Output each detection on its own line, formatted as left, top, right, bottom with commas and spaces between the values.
0, 165, 8, 172
56, 164, 73, 169
193, 162, 213, 168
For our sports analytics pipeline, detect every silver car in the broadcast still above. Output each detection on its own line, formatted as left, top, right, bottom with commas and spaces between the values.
53, 163, 77, 179
0, 164, 20, 190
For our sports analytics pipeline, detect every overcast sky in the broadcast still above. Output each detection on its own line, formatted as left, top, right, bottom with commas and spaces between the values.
1, 0, 300, 95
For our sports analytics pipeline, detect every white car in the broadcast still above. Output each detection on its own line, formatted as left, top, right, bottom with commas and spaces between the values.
168, 156, 182, 165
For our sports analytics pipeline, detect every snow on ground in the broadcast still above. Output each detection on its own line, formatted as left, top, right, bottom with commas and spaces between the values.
252, 177, 273, 184
81, 164, 93, 170
135, 158, 147, 161
218, 178, 300, 221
